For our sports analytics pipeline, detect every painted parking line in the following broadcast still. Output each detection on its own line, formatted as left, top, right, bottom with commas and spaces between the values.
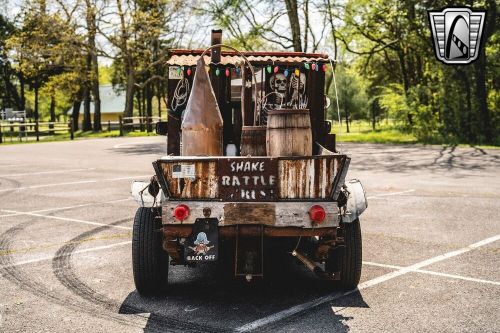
363, 261, 500, 286
0, 198, 133, 218
0, 168, 95, 178
366, 189, 415, 199
0, 175, 150, 192
234, 233, 500, 332
0, 209, 132, 230
0, 241, 132, 269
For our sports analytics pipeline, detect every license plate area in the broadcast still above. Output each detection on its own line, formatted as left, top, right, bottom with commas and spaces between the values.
184, 218, 219, 262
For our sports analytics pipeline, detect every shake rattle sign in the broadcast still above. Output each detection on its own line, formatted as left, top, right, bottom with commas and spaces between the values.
218, 158, 278, 201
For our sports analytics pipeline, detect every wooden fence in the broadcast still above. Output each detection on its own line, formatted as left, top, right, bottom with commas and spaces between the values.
0, 116, 163, 143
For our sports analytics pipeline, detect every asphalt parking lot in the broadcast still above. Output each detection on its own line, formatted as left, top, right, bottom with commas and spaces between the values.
0, 137, 499, 332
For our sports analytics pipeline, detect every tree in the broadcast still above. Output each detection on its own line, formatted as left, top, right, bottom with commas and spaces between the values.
6, 1, 83, 138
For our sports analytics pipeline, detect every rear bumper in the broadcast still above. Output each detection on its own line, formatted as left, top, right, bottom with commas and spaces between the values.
163, 224, 338, 238
162, 200, 340, 228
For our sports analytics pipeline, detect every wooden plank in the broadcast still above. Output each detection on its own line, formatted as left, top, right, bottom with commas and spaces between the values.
224, 203, 276, 225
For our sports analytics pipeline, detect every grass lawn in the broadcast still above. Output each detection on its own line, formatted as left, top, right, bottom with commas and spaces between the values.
0, 129, 155, 145
331, 120, 417, 144
1, 119, 497, 149
330, 120, 499, 148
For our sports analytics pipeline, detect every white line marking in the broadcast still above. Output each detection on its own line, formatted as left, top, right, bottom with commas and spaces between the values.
30, 198, 133, 214
0, 198, 133, 218
0, 168, 95, 178
414, 269, 500, 286
107, 175, 150, 181
0, 241, 131, 269
362, 261, 402, 270
0, 164, 23, 168
235, 234, 500, 332
366, 189, 415, 199
0, 180, 97, 192
0, 175, 150, 192
0, 209, 132, 230
363, 261, 500, 286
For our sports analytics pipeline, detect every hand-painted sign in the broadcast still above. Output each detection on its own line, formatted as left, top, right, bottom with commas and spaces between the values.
218, 158, 278, 201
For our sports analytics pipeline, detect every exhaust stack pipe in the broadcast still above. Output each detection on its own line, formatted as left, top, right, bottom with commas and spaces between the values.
292, 250, 335, 280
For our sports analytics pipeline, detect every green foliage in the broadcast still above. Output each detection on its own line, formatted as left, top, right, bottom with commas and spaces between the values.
327, 65, 368, 123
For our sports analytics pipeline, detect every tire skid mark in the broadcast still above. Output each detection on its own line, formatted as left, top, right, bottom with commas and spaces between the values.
52, 219, 227, 333
0, 221, 147, 331
0, 177, 21, 198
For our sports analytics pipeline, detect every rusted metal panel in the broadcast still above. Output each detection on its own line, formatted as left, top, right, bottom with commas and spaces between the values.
278, 156, 344, 200
218, 158, 278, 201
158, 155, 346, 201
161, 160, 219, 199
162, 200, 339, 227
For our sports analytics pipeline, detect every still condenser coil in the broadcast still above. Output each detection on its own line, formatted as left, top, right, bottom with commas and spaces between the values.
181, 57, 223, 156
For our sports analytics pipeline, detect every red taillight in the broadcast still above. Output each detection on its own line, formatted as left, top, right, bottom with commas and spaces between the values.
309, 205, 326, 223
173, 204, 190, 221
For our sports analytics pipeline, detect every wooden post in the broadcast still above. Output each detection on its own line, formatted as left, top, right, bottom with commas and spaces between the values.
119, 116, 123, 136
307, 67, 326, 153
210, 29, 233, 148
242, 66, 254, 126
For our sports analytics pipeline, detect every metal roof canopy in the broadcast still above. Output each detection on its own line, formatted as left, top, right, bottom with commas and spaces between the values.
166, 49, 333, 67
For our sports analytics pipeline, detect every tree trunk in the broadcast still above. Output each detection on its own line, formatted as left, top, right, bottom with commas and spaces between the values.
49, 95, 56, 134
345, 107, 350, 133
474, 53, 492, 142
34, 85, 39, 141
20, 72, 26, 111
284, 0, 302, 51
146, 83, 153, 132
124, 67, 135, 120
136, 88, 142, 131
87, 0, 101, 132
371, 100, 377, 131
82, 86, 92, 131
72, 99, 82, 131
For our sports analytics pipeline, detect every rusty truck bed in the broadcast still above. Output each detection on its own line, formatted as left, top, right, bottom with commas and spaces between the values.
153, 155, 350, 202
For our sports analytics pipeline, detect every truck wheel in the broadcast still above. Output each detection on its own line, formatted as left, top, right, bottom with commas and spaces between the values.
327, 218, 362, 290
132, 207, 168, 294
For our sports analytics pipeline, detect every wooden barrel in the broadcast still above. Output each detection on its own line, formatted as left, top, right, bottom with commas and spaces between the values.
240, 126, 267, 156
266, 109, 312, 156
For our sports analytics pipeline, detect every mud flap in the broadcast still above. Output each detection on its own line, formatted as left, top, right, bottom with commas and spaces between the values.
184, 218, 219, 262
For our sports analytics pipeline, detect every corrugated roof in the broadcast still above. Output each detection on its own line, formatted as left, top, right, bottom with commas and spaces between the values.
166, 49, 331, 66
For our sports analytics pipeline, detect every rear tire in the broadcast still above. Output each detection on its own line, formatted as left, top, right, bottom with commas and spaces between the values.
326, 218, 362, 290
132, 207, 168, 295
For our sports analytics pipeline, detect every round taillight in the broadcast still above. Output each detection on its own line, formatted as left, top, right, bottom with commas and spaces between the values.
309, 205, 326, 223
173, 204, 190, 221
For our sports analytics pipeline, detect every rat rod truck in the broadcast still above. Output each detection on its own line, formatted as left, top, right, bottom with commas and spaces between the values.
130, 32, 367, 294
